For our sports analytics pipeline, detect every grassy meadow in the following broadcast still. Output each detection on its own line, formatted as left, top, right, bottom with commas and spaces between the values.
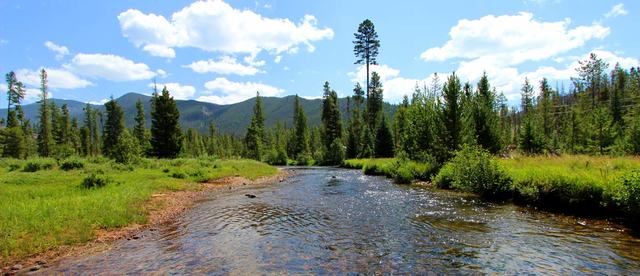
0, 157, 276, 264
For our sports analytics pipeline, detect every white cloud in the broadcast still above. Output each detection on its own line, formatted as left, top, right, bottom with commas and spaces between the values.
605, 4, 628, 18
465, 50, 640, 102
117, 0, 333, 58
142, 44, 176, 58
16, 68, 92, 90
420, 12, 609, 64
197, 77, 283, 104
274, 55, 282, 63
65, 53, 156, 81
156, 69, 168, 78
348, 64, 436, 102
44, 41, 70, 60
148, 82, 196, 100
184, 56, 261, 75
420, 12, 618, 102
87, 98, 109, 105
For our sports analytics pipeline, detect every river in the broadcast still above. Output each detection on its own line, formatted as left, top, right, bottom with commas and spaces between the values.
39, 167, 640, 274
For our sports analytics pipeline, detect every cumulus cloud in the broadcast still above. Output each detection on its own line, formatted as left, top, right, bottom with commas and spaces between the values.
142, 44, 176, 58
117, 0, 333, 58
197, 77, 283, 104
348, 64, 438, 102
605, 4, 628, 18
419, 12, 623, 102
148, 82, 196, 100
65, 53, 156, 81
87, 98, 110, 105
184, 56, 262, 75
462, 50, 640, 102
44, 41, 70, 60
421, 12, 609, 64
16, 68, 92, 90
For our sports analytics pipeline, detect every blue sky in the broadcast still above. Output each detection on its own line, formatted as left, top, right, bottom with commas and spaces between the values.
1, 0, 638, 107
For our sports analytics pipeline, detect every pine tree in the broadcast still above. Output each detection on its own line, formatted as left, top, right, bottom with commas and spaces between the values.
82, 104, 101, 156
353, 19, 380, 99
393, 95, 410, 154
471, 72, 502, 153
150, 87, 183, 158
5, 71, 26, 122
37, 69, 54, 157
519, 116, 544, 155
206, 120, 219, 157
576, 53, 608, 108
359, 123, 375, 158
346, 83, 364, 158
320, 82, 343, 164
245, 92, 265, 160
133, 99, 146, 144
366, 72, 384, 129
538, 78, 553, 143
521, 78, 534, 115
374, 115, 394, 157
102, 98, 125, 158
441, 72, 463, 153
292, 95, 310, 160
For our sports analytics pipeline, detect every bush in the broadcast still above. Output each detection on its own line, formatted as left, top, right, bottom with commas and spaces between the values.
8, 163, 22, 172
263, 149, 288, 165
393, 163, 414, 184
622, 170, 640, 215
22, 159, 54, 172
112, 130, 141, 164
60, 158, 85, 171
171, 171, 187, 179
81, 173, 111, 189
433, 145, 512, 198
295, 154, 311, 166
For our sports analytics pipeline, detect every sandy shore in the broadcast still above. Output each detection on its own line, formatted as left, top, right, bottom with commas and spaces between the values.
2, 169, 290, 275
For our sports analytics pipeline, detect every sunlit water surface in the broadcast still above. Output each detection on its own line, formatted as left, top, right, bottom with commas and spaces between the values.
40, 167, 640, 274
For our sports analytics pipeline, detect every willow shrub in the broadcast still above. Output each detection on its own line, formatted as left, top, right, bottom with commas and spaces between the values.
434, 145, 511, 199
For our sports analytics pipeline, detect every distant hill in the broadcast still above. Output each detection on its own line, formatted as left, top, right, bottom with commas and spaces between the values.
0, 93, 397, 135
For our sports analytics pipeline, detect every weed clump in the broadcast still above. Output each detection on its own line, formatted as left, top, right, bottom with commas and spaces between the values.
23, 159, 55, 172
81, 173, 111, 189
60, 158, 85, 171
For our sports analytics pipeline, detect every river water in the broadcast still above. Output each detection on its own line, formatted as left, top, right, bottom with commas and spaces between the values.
40, 167, 640, 274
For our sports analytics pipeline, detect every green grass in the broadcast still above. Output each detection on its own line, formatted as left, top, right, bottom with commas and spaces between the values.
348, 153, 640, 220
0, 157, 276, 264
343, 158, 436, 183
498, 155, 640, 212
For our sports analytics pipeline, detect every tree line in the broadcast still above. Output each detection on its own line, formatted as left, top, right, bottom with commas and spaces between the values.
2, 20, 639, 165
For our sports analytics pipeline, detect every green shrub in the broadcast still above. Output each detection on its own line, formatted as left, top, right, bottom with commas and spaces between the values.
622, 170, 640, 215
81, 173, 111, 189
434, 163, 455, 189
263, 149, 288, 165
112, 130, 141, 164
434, 145, 512, 198
171, 171, 187, 179
8, 163, 22, 172
393, 163, 414, 184
295, 154, 311, 166
60, 158, 85, 171
22, 159, 54, 172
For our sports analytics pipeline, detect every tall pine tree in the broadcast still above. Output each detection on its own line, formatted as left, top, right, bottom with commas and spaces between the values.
150, 87, 182, 158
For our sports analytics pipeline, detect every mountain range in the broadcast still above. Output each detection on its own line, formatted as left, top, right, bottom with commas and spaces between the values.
0, 93, 397, 135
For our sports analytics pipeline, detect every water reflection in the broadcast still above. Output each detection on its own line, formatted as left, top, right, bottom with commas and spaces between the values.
40, 167, 640, 274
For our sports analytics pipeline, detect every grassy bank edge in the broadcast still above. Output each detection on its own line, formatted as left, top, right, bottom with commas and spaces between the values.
0, 158, 279, 268
342, 154, 640, 222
